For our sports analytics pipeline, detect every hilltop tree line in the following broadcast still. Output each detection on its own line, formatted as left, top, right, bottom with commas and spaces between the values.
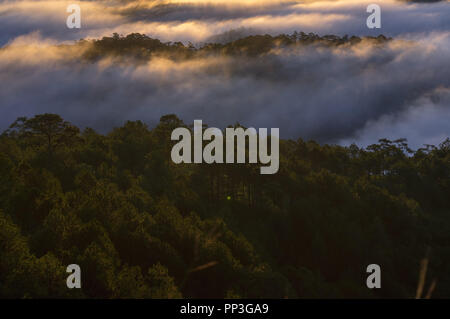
0, 114, 449, 298
76, 32, 391, 61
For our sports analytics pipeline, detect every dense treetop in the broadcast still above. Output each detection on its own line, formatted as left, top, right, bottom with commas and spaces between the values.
75, 32, 391, 61
0, 114, 449, 298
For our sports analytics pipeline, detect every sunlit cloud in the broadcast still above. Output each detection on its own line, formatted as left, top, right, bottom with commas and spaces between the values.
0, 0, 449, 148
1, 0, 449, 45
1, 31, 449, 148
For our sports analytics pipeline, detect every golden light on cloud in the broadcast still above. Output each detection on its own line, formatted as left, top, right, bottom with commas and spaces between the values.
78, 12, 350, 43
0, 1, 124, 26
1, 0, 450, 45
241, 12, 350, 29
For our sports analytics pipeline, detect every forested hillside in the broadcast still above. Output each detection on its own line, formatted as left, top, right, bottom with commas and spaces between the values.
77, 32, 391, 61
1, 114, 449, 298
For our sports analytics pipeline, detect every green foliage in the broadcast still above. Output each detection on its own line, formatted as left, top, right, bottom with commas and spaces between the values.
0, 114, 449, 298
78, 32, 391, 62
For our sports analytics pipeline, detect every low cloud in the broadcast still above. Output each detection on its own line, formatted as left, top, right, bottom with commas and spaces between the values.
340, 88, 450, 148
0, 0, 449, 148
1, 32, 449, 149
1, 0, 450, 44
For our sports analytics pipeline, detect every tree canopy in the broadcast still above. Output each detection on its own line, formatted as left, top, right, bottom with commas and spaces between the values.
0, 114, 449, 298
77, 32, 391, 61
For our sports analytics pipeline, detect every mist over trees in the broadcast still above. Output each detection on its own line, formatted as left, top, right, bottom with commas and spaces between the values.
79, 32, 391, 61
2, 31, 447, 148
1, 114, 449, 298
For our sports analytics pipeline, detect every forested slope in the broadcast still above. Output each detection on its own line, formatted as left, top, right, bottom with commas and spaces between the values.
0, 114, 449, 298
76, 32, 391, 61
